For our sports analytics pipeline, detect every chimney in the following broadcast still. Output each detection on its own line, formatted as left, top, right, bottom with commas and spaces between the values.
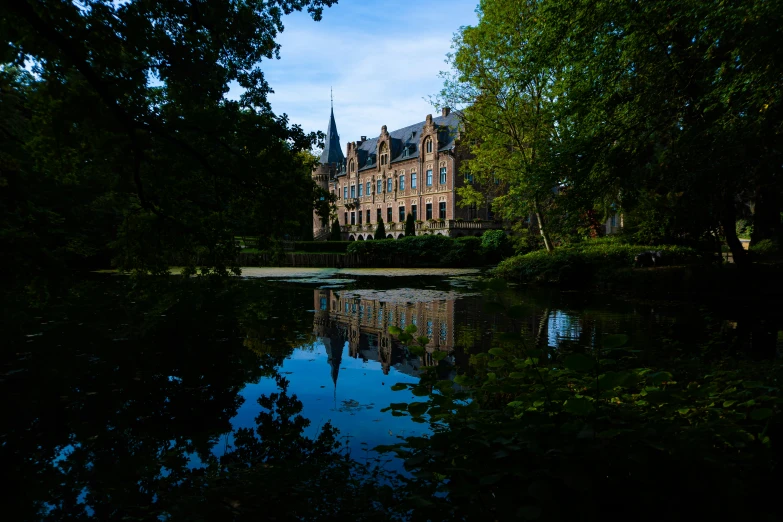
442, 107, 451, 117
426, 114, 432, 125
360, 136, 367, 142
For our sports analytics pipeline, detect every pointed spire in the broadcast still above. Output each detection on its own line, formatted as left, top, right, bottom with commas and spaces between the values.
319, 93, 345, 165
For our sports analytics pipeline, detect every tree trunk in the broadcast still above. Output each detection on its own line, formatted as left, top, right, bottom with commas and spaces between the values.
721, 201, 749, 269
533, 199, 554, 252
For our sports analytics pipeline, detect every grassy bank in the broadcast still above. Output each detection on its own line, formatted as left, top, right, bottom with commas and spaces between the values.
494, 239, 701, 285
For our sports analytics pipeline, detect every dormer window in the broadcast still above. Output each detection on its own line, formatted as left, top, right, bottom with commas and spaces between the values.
349, 160, 355, 173
425, 138, 433, 153
402, 145, 408, 158
366, 155, 373, 166
379, 142, 389, 166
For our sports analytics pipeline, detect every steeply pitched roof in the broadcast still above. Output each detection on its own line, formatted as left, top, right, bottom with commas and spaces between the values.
319, 107, 345, 165
356, 112, 461, 172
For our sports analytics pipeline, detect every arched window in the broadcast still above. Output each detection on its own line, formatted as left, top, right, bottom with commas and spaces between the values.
425, 138, 433, 153
349, 160, 355, 174
379, 142, 389, 166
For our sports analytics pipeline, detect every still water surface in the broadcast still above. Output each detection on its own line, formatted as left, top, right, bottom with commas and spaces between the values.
3, 270, 779, 517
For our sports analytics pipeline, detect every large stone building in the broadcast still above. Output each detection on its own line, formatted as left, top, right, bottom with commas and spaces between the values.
312, 105, 500, 240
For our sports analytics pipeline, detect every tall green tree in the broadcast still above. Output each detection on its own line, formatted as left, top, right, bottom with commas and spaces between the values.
441, 0, 783, 262
330, 219, 342, 241
439, 0, 564, 251
0, 0, 336, 292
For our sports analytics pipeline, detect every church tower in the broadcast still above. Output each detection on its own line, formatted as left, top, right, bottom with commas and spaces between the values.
312, 92, 345, 240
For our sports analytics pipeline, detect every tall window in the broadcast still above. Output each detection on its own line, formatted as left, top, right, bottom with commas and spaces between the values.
387, 207, 392, 223
366, 209, 371, 223
380, 142, 389, 166
350, 185, 356, 198
399, 175, 405, 191
439, 201, 446, 219
399, 206, 405, 223
464, 172, 474, 184
425, 203, 432, 220
358, 210, 362, 224
344, 212, 348, 224
349, 160, 354, 173
411, 204, 417, 220
350, 212, 356, 225
411, 172, 417, 189
377, 179, 382, 194
343, 186, 348, 199
426, 169, 433, 186
377, 208, 382, 222
440, 167, 447, 184
358, 183, 363, 197
387, 178, 393, 192
425, 138, 433, 153
366, 181, 371, 195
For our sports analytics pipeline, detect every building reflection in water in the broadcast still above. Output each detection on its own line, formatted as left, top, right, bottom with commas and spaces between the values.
313, 289, 462, 383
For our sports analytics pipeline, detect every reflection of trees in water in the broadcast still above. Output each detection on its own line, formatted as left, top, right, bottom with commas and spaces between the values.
3, 279, 376, 520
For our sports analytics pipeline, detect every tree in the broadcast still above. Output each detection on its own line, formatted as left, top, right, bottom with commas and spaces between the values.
374, 217, 386, 240
439, 0, 783, 263
405, 213, 416, 237
0, 0, 337, 292
330, 219, 342, 241
438, 0, 562, 251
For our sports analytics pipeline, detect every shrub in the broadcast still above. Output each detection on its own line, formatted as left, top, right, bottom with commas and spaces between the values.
374, 217, 386, 240
405, 213, 416, 237
347, 234, 486, 267
329, 220, 341, 241
493, 239, 702, 285
480, 230, 512, 262
292, 241, 349, 253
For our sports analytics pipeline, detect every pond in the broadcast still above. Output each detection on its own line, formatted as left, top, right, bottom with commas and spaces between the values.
3, 270, 780, 519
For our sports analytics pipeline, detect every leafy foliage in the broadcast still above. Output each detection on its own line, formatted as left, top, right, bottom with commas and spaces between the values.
374, 217, 386, 240
493, 239, 702, 285
379, 279, 782, 521
0, 0, 336, 299
347, 234, 487, 267
404, 212, 416, 237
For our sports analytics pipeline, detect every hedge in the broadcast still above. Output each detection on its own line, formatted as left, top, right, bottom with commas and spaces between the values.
493, 239, 703, 286
292, 241, 350, 253
346, 235, 486, 267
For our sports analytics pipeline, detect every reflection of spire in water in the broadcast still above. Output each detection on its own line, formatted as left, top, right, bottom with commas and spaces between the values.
323, 337, 343, 403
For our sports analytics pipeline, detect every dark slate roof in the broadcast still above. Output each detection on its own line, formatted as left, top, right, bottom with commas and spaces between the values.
319, 107, 345, 165
356, 112, 462, 172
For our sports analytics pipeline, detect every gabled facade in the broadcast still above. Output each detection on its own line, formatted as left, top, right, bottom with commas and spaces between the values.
313, 106, 500, 240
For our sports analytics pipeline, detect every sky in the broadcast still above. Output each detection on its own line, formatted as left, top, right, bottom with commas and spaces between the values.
228, 0, 480, 156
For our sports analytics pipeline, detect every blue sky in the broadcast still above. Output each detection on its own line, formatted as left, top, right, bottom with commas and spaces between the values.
232, 0, 480, 155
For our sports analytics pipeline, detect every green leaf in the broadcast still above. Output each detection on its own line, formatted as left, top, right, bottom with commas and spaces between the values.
602, 334, 629, 350
598, 371, 631, 389
398, 333, 412, 343
390, 384, 408, 392
432, 350, 448, 361
651, 371, 673, 386
416, 336, 430, 346
488, 360, 506, 368
750, 408, 773, 420
409, 345, 425, 356
564, 354, 595, 372
678, 408, 690, 415
404, 324, 418, 334
509, 372, 526, 379
723, 400, 737, 408
488, 347, 505, 356
454, 375, 470, 385
408, 402, 429, 416
564, 398, 594, 415
388, 326, 402, 336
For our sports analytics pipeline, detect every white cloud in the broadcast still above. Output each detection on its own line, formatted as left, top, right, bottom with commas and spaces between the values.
229, 0, 479, 153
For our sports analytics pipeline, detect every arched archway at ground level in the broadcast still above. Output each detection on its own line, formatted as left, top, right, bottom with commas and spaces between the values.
357, 235, 364, 241
366, 234, 373, 240
348, 235, 355, 241
386, 234, 393, 239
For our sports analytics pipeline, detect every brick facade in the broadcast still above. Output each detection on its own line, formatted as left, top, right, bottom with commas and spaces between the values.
313, 107, 500, 240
